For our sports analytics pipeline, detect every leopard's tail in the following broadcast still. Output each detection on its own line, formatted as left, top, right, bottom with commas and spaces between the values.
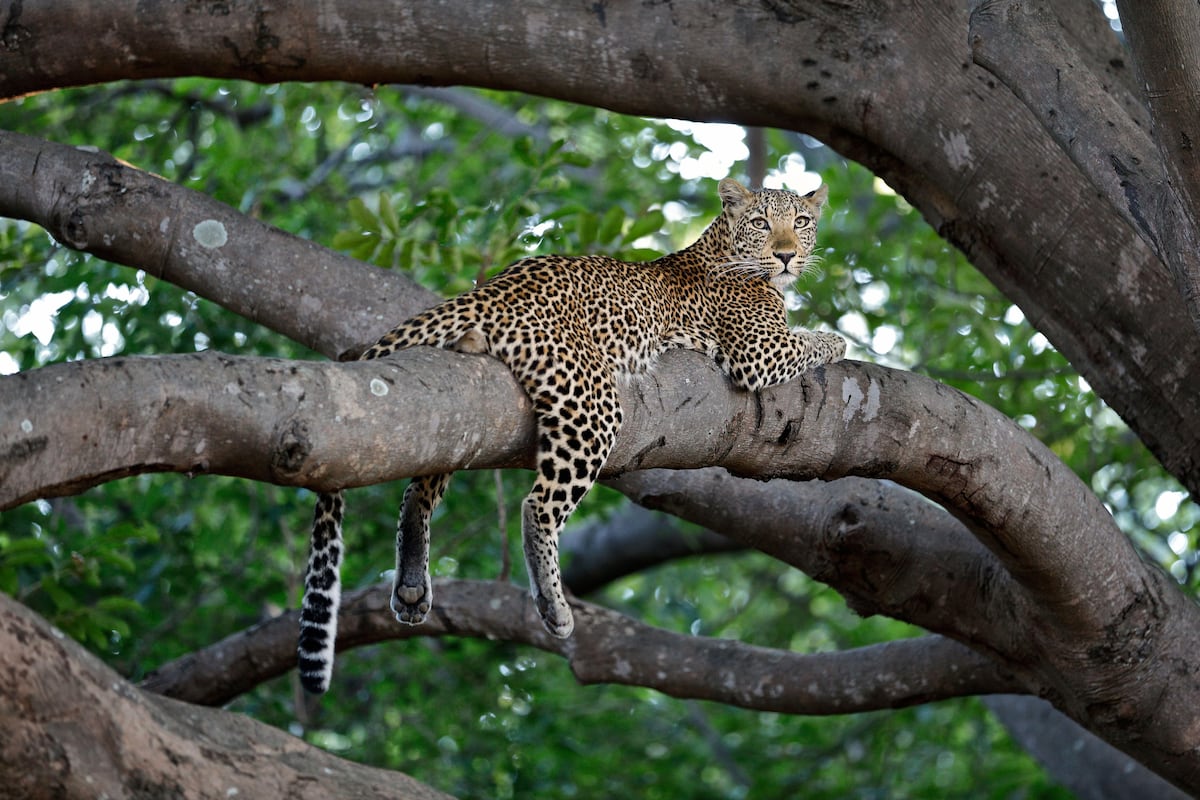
298, 490, 345, 694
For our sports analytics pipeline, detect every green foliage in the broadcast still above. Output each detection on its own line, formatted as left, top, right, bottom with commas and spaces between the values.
3, 78, 1184, 796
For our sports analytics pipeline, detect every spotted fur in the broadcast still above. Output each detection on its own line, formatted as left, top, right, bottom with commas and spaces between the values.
297, 178, 845, 693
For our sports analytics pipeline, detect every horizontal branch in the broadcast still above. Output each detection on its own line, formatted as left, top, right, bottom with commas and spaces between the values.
141, 578, 1022, 713
0, 592, 448, 800
0, 350, 1128, 622
4, 345, 1153, 636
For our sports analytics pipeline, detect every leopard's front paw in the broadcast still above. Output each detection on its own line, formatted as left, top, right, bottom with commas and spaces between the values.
391, 579, 432, 626
817, 331, 846, 363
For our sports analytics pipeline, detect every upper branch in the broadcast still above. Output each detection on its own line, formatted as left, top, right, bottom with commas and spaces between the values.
6, 2, 1200, 495
0, 130, 434, 359
1118, 0, 1200, 274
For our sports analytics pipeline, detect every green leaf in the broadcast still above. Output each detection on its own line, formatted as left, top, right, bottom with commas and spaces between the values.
331, 230, 375, 251
94, 549, 136, 573
560, 150, 593, 168
40, 577, 76, 612
620, 248, 665, 262
378, 192, 400, 236
575, 212, 598, 247
623, 209, 666, 244
94, 596, 144, 616
346, 197, 379, 233
398, 238, 416, 270
0, 538, 52, 568
513, 136, 536, 168
376, 238, 398, 269
597, 206, 625, 245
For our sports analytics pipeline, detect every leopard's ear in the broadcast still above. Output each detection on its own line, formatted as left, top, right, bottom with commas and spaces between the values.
718, 178, 755, 216
803, 184, 829, 211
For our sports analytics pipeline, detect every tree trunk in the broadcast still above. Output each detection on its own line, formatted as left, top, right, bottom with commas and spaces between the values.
0, 593, 449, 800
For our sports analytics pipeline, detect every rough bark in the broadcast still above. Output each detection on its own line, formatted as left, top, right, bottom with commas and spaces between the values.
2, 0, 1200, 494
0, 593, 449, 800
985, 695, 1191, 800
969, 0, 1200, 334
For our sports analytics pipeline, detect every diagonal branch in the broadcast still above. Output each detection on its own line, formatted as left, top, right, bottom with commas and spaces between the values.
140, 578, 1024, 712
0, 129, 432, 359
1118, 0, 1200, 269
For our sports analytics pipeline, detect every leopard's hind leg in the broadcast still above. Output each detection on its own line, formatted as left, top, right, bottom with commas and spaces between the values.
391, 472, 450, 625
297, 304, 481, 691
515, 346, 622, 637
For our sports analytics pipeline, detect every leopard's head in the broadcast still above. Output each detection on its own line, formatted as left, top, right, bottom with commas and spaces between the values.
716, 178, 828, 291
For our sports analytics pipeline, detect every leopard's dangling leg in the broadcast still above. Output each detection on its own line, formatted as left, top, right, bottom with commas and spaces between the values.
298, 490, 345, 694
519, 361, 623, 637
391, 473, 451, 625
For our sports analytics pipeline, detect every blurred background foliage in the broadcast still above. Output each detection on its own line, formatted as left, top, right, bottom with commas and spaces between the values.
1, 78, 1191, 797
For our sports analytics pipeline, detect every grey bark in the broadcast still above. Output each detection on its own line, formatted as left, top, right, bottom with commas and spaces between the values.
0, 592, 450, 800
5, 348, 1199, 787
969, 0, 1200, 334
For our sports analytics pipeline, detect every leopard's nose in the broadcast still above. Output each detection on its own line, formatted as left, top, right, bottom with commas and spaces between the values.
775, 251, 796, 267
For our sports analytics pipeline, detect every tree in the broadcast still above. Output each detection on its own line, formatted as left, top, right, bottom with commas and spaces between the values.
2, 0, 1199, 796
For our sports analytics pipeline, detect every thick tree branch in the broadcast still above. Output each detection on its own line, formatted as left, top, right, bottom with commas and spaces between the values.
3, 1, 1200, 494
0, 593, 449, 800
592, 471, 1193, 798
141, 579, 1021, 713
611, 471, 1028, 655
985, 695, 1191, 800
968, 0, 1200, 333
0, 351, 1133, 631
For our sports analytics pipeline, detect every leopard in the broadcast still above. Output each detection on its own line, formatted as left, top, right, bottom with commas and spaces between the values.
296, 177, 845, 693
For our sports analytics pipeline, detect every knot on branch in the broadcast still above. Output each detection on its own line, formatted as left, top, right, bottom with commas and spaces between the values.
270, 417, 313, 479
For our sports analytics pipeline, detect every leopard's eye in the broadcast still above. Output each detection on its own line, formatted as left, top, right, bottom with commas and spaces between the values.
794, 215, 812, 229
750, 217, 770, 231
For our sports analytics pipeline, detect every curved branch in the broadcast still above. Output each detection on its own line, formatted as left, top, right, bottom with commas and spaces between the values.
3, 0, 1200, 494
0, 593, 449, 800
0, 350, 1126, 624
141, 578, 1022, 712
610, 470, 1030, 654
1119, 0, 1200, 243
9, 345, 1194, 782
